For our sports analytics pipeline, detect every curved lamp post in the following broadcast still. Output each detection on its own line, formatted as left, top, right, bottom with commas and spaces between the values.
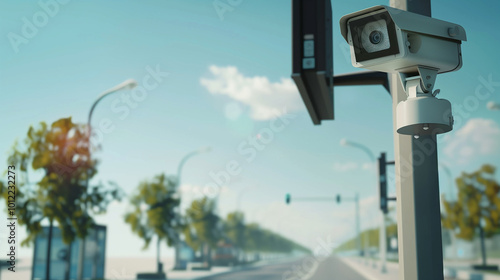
176, 146, 212, 189
77, 79, 137, 280
172, 146, 211, 270
88, 79, 138, 131
439, 162, 453, 200
340, 139, 386, 272
340, 139, 375, 161
439, 162, 459, 260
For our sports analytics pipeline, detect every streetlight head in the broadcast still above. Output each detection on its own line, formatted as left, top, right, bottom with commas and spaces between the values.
100, 79, 138, 97
340, 138, 349, 146
123, 79, 138, 89
487, 101, 500, 111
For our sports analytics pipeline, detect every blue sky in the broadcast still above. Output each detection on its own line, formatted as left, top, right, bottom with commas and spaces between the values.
1, 0, 500, 261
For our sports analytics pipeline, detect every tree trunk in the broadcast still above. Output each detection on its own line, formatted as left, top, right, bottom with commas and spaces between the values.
45, 219, 54, 280
157, 236, 163, 273
64, 242, 72, 280
480, 226, 487, 266
206, 244, 212, 269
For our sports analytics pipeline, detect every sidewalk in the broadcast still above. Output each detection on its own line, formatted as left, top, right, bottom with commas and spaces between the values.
0, 256, 299, 280
105, 257, 245, 280
339, 256, 500, 280
339, 257, 399, 280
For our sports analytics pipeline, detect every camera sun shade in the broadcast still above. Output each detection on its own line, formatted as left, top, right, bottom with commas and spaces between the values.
349, 11, 399, 62
340, 5, 467, 74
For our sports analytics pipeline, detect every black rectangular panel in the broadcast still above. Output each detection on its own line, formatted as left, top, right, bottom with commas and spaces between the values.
379, 152, 388, 213
292, 0, 333, 125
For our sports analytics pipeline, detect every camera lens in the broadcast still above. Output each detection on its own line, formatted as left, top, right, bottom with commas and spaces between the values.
369, 31, 383, 44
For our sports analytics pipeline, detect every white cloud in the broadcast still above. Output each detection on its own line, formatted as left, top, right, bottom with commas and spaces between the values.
443, 118, 500, 163
200, 65, 303, 120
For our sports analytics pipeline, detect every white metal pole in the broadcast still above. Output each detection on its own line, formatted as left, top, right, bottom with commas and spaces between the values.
340, 140, 374, 262
389, 1, 444, 278
355, 193, 361, 256
380, 211, 387, 272
173, 147, 211, 270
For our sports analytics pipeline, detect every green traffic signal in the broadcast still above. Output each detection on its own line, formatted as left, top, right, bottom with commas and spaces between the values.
285, 193, 291, 204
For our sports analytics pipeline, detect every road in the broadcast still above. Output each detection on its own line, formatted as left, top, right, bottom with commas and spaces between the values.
200, 256, 367, 280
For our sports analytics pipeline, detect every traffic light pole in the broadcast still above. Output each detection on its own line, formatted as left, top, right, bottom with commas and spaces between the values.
390, 1, 444, 279
354, 193, 361, 256
378, 152, 396, 274
338, 194, 361, 256
285, 193, 361, 255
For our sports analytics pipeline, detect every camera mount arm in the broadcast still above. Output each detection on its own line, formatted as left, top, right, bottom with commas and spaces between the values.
333, 71, 390, 94
399, 66, 438, 94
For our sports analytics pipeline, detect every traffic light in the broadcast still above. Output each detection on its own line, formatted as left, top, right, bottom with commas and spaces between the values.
378, 152, 388, 214
285, 193, 291, 205
336, 194, 341, 204
292, 0, 334, 125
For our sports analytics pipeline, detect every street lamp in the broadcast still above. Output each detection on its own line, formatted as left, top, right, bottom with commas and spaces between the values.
438, 162, 460, 260
340, 139, 375, 161
176, 146, 212, 189
172, 147, 211, 271
87, 79, 138, 132
339, 139, 386, 272
77, 79, 137, 280
487, 101, 500, 111
439, 162, 454, 200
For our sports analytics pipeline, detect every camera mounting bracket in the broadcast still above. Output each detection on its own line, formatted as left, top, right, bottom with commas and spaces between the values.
396, 66, 453, 136
399, 66, 438, 95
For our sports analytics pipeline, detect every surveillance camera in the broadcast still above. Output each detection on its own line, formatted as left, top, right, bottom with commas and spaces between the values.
340, 6, 468, 137
339, 5, 467, 74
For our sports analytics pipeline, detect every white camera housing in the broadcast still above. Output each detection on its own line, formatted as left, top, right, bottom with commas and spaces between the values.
339, 5, 467, 74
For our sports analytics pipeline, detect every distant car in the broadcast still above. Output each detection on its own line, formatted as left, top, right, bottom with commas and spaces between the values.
212, 243, 239, 266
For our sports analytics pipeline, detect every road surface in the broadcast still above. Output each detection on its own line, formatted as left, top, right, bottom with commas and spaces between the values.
201, 256, 367, 280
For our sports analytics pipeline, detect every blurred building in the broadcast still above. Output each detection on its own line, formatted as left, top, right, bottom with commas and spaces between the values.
32, 225, 106, 280
443, 229, 500, 260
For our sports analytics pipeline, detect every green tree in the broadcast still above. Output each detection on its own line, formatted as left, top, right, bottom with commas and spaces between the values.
224, 211, 246, 252
2, 117, 122, 280
441, 164, 500, 267
242, 223, 309, 256
124, 173, 181, 274
244, 223, 262, 253
184, 197, 223, 267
